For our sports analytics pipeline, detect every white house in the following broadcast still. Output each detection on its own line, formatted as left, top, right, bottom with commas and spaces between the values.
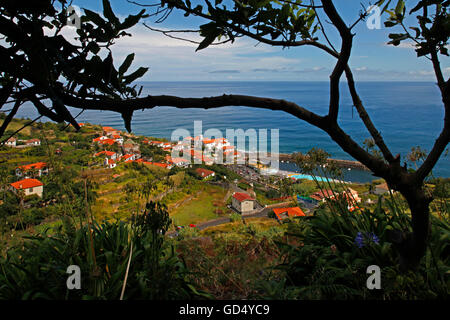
171, 157, 190, 168
16, 162, 48, 178
10, 178, 44, 198
94, 150, 117, 160
5, 137, 16, 147
106, 158, 117, 169
232, 192, 255, 214
26, 139, 41, 146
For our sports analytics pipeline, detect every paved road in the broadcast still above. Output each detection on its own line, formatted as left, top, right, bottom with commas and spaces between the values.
166, 200, 294, 237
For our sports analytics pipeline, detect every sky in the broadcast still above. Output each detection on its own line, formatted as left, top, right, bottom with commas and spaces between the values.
67, 0, 450, 82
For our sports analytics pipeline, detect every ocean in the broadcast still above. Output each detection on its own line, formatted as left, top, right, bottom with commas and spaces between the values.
13, 81, 449, 182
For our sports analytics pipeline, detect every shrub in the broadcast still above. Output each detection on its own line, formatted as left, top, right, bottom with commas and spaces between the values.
230, 212, 241, 223
0, 202, 210, 300
270, 197, 449, 299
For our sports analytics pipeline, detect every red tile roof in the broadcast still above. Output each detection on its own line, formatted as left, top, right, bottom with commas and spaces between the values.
92, 136, 105, 142
121, 154, 134, 161
99, 139, 116, 145
171, 157, 190, 164
232, 192, 255, 202
11, 178, 43, 190
18, 162, 47, 171
273, 207, 305, 220
310, 189, 335, 201
145, 162, 169, 168
94, 151, 115, 157
195, 168, 215, 178
203, 139, 215, 144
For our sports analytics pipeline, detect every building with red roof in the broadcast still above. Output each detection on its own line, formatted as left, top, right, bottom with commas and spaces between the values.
232, 192, 255, 214
310, 189, 336, 202
26, 139, 41, 146
102, 126, 116, 135
16, 162, 48, 178
92, 136, 108, 143
121, 154, 136, 162
171, 157, 190, 167
94, 150, 117, 159
273, 207, 305, 221
106, 158, 117, 169
5, 137, 16, 147
144, 162, 171, 169
10, 178, 44, 197
195, 168, 215, 179
99, 138, 116, 146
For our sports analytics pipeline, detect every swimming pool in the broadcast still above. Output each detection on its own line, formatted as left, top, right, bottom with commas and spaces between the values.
288, 174, 330, 182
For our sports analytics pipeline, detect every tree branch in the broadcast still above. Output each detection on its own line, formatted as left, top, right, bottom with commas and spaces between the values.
0, 99, 21, 138
58, 91, 390, 177
321, 0, 353, 122
344, 67, 395, 163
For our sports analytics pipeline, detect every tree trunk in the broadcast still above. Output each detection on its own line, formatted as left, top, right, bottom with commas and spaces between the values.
390, 181, 432, 270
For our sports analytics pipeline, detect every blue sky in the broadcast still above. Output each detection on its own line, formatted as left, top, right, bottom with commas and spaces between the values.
69, 0, 450, 81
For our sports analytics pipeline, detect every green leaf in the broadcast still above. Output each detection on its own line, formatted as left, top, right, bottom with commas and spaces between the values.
123, 67, 149, 85
86, 41, 100, 54
196, 34, 217, 51
381, 0, 392, 14
120, 10, 146, 30
410, 1, 425, 14
102, 0, 120, 26
196, 22, 221, 51
384, 21, 397, 27
395, 0, 405, 17
83, 9, 106, 27
119, 53, 135, 76
409, 27, 421, 38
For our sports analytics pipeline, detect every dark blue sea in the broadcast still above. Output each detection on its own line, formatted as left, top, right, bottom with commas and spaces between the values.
15, 81, 449, 182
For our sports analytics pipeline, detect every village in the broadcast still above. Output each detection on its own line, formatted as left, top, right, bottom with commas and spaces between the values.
0, 118, 397, 241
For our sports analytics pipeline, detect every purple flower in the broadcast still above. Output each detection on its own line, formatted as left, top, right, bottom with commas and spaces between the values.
368, 232, 380, 244
354, 232, 365, 248
354, 231, 380, 248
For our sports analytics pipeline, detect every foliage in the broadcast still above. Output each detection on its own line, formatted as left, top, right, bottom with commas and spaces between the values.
264, 147, 450, 299
0, 0, 149, 134
0, 201, 209, 300
383, 0, 449, 57
230, 212, 242, 223
271, 198, 449, 299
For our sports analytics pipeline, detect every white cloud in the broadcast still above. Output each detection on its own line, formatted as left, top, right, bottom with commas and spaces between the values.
396, 42, 416, 49
106, 25, 304, 80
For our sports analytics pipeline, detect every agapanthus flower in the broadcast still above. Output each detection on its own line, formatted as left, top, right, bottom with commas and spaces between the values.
354, 232, 365, 248
368, 232, 380, 244
354, 231, 380, 248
